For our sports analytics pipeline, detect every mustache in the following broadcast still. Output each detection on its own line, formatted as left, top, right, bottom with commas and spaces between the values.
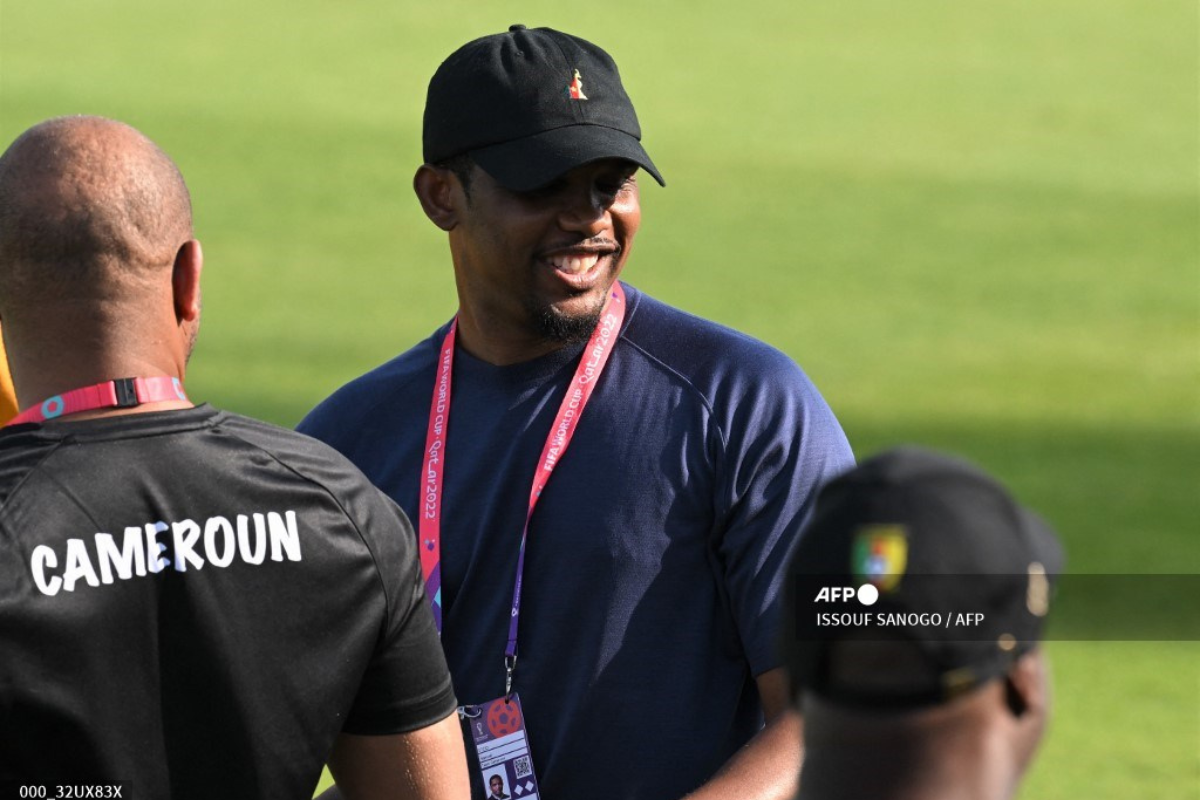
535, 237, 621, 258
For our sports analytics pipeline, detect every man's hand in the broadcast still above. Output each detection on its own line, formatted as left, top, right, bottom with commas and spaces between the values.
325, 711, 470, 800
682, 668, 802, 800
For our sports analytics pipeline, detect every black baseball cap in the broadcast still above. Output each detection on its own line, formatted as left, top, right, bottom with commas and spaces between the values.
422, 25, 665, 192
782, 447, 1065, 709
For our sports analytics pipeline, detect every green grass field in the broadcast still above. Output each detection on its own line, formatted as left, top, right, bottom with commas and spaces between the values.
2, 1, 1196, 796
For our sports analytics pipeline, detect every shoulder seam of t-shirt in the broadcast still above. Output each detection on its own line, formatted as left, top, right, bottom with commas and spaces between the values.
0, 438, 73, 524
617, 333, 730, 457
616, 332, 734, 528
0, 439, 74, 552
617, 331, 721, 418
213, 417, 398, 630
0, 412, 224, 536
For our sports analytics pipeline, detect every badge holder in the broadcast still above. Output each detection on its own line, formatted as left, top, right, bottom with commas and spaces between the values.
426, 288, 626, 800
460, 658, 542, 799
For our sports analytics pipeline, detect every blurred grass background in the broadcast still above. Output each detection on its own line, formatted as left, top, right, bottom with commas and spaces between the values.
2, 1, 1196, 796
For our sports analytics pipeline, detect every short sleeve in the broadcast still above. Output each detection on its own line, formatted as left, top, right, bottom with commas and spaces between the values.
714, 356, 854, 677
342, 488, 458, 734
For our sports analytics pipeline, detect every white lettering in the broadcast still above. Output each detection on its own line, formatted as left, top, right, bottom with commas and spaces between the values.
31, 545, 62, 596
95, 528, 147, 582
876, 612, 943, 627
144, 522, 170, 573
238, 514, 267, 565
267, 510, 301, 562
204, 516, 236, 567
814, 586, 858, 602
62, 538, 101, 592
26, 509, 305, 595
817, 612, 872, 626
578, 315, 617, 384
171, 519, 204, 571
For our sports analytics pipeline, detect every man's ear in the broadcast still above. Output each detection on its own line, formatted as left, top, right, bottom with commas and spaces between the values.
1004, 650, 1049, 719
172, 239, 203, 324
414, 164, 461, 231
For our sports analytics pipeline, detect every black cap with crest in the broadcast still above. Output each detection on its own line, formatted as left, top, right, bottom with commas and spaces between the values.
422, 25, 665, 192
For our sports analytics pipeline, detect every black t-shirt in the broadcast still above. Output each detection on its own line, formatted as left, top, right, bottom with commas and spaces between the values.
0, 406, 456, 797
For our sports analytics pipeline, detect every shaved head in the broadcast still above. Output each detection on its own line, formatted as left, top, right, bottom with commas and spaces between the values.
0, 115, 192, 315
0, 117, 204, 411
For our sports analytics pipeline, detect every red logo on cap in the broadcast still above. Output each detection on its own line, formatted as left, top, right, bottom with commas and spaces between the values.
567, 69, 587, 100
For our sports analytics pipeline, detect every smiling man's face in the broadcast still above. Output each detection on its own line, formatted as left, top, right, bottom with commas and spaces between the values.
447, 157, 641, 352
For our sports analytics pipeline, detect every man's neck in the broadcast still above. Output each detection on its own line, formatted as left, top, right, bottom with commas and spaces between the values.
453, 313, 576, 367
800, 753, 999, 800
800, 730, 1017, 800
11, 354, 190, 423
59, 399, 194, 422
798, 692, 1021, 800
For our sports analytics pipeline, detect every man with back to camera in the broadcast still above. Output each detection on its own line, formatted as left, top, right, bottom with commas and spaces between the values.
300, 25, 855, 800
0, 116, 470, 799
780, 447, 1063, 799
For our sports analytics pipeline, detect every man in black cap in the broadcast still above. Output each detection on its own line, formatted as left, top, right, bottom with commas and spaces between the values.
781, 447, 1062, 800
301, 25, 853, 799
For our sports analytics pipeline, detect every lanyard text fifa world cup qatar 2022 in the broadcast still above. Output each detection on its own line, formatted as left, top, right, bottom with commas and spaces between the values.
418, 284, 626, 800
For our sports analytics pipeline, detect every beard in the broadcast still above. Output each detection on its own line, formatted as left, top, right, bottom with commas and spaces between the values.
527, 291, 606, 345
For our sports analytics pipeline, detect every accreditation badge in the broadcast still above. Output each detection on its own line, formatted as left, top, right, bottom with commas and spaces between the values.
461, 693, 541, 800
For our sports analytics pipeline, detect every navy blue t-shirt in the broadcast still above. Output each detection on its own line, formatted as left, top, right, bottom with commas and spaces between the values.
299, 284, 853, 799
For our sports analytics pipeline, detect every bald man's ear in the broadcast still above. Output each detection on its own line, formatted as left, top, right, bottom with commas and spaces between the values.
414, 165, 462, 232
172, 240, 203, 324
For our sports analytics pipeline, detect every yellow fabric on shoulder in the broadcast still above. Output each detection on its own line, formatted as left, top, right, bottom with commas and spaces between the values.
0, 328, 18, 424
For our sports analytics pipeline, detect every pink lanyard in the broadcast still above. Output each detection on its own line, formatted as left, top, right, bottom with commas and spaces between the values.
420, 283, 626, 694
6, 376, 189, 426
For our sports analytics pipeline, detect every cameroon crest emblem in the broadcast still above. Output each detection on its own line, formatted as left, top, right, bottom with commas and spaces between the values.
852, 525, 908, 592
